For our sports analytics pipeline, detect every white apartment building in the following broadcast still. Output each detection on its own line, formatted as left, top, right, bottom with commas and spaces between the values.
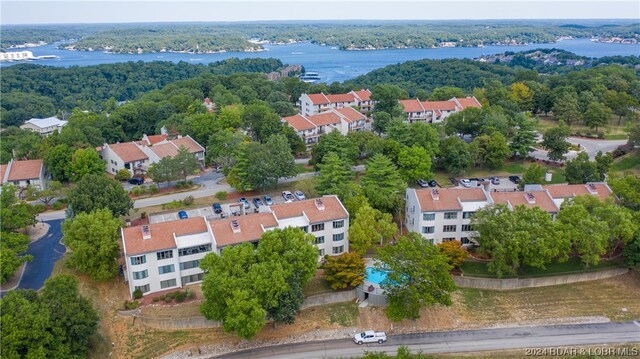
122, 196, 349, 297
399, 97, 482, 123
98, 135, 205, 176
405, 182, 611, 245
0, 159, 48, 191
282, 107, 367, 149
20, 116, 68, 136
299, 90, 374, 116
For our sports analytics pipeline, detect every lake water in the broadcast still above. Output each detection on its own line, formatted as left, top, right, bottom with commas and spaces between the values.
2, 39, 638, 83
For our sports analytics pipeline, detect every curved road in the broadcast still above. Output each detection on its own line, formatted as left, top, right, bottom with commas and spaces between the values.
215, 321, 640, 358
18, 219, 66, 291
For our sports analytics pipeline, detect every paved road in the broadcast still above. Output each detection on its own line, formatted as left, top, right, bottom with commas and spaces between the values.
215, 321, 640, 358
531, 137, 627, 162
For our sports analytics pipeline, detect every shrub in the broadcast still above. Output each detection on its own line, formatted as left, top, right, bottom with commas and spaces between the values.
51, 202, 66, 210
133, 288, 143, 299
175, 181, 186, 189
152, 297, 160, 302
162, 200, 183, 210
115, 169, 131, 181
164, 296, 173, 303
123, 300, 139, 310
597, 132, 605, 139
186, 290, 195, 299
149, 184, 158, 194
140, 212, 147, 219
187, 180, 194, 186
32, 204, 46, 213
437, 240, 468, 269
215, 191, 227, 200
132, 187, 142, 196
175, 291, 186, 302
183, 196, 195, 206
140, 185, 148, 194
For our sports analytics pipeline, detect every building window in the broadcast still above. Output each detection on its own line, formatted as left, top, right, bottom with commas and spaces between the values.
160, 279, 177, 289
444, 212, 458, 220
422, 226, 435, 234
132, 270, 148, 280
130, 255, 146, 265
158, 264, 175, 275
311, 223, 325, 232
318, 249, 325, 257
332, 220, 344, 229
300, 226, 309, 233
332, 245, 344, 254
179, 260, 200, 270
443, 225, 457, 232
461, 224, 474, 232
443, 238, 456, 242
333, 233, 344, 241
157, 250, 173, 260
179, 244, 212, 257
134, 284, 150, 293
461, 237, 470, 245
315, 236, 325, 244
423, 213, 435, 221
463, 212, 475, 219
181, 273, 203, 285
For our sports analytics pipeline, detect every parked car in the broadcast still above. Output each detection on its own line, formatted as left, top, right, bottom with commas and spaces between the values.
128, 177, 144, 185
417, 179, 429, 188
252, 197, 263, 208
353, 331, 387, 345
212, 203, 222, 214
460, 179, 472, 188
469, 177, 486, 183
509, 175, 521, 184
490, 176, 500, 185
178, 211, 188, 219
263, 195, 273, 206
282, 191, 294, 202
239, 197, 250, 209
294, 190, 306, 200
428, 179, 437, 187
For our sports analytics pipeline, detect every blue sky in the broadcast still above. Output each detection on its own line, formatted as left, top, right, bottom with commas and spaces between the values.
2, 1, 639, 25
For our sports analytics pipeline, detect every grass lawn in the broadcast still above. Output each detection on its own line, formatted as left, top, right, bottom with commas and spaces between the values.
611, 151, 640, 174
461, 257, 624, 279
303, 275, 333, 297
326, 301, 359, 326
295, 163, 316, 173
535, 116, 629, 139
434, 160, 567, 187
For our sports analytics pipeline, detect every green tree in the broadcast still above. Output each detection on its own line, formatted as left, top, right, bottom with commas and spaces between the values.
62, 209, 123, 281
521, 163, 545, 188
0, 290, 54, 358
24, 181, 64, 208
315, 152, 353, 195
242, 101, 283, 143
0, 232, 32, 284
114, 169, 131, 181
429, 86, 465, 101
361, 154, 405, 213
557, 202, 609, 266
564, 152, 599, 184
509, 114, 537, 158
68, 174, 133, 217
541, 125, 571, 162
627, 124, 640, 148
471, 132, 510, 169
594, 151, 613, 181
609, 175, 640, 211
323, 252, 366, 290
371, 84, 406, 118
309, 131, 358, 168
553, 92, 581, 125
584, 102, 611, 132
623, 232, 640, 269
437, 240, 468, 269
349, 204, 398, 255
436, 136, 474, 175
375, 232, 456, 321
0, 185, 37, 232
68, 148, 105, 182
281, 125, 306, 154
509, 82, 534, 112
44, 144, 74, 182
397, 145, 433, 184
173, 145, 199, 183
206, 129, 247, 170
348, 131, 384, 159
371, 111, 392, 135
147, 156, 179, 187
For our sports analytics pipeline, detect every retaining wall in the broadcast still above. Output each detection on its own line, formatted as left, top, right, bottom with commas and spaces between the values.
301, 290, 355, 309
454, 267, 629, 290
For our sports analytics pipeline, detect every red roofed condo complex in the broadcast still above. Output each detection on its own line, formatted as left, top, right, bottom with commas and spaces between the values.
299, 89, 375, 116
0, 159, 48, 191
282, 107, 367, 148
405, 182, 612, 246
400, 96, 482, 123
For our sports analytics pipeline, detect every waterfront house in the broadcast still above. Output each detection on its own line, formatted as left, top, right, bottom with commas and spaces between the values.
20, 116, 68, 136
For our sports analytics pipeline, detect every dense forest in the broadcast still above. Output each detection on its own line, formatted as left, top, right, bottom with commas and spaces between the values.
2, 21, 639, 53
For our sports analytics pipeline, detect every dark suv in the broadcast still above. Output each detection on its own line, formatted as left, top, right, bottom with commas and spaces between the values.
128, 177, 144, 185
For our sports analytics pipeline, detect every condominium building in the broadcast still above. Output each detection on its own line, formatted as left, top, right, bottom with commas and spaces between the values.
20, 116, 68, 136
299, 89, 374, 116
0, 159, 48, 191
121, 196, 349, 297
399, 96, 482, 123
405, 182, 612, 245
282, 107, 366, 149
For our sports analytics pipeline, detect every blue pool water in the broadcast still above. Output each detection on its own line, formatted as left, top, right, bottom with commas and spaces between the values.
366, 267, 389, 285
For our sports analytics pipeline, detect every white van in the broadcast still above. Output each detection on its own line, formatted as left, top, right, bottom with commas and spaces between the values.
353, 331, 387, 344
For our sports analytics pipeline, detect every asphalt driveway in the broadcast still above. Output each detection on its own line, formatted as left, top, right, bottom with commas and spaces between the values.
18, 219, 66, 290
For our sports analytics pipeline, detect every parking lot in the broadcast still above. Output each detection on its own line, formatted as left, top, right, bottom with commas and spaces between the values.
148, 192, 303, 224
452, 176, 520, 192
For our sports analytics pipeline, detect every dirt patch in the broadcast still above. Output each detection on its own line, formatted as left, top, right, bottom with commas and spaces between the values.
17, 222, 50, 242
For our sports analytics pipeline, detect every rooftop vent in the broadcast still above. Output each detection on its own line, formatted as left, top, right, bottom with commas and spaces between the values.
586, 183, 598, 195
141, 225, 151, 240
524, 192, 536, 204
315, 198, 325, 211
230, 220, 241, 233
431, 189, 440, 201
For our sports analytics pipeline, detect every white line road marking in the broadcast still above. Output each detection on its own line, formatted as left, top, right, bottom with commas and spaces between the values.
633, 321, 640, 327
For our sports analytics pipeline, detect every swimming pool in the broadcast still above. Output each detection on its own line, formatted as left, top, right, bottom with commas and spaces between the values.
365, 267, 389, 285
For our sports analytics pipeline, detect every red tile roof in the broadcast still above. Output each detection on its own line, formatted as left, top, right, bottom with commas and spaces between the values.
307, 112, 341, 126
0, 164, 7, 183
491, 191, 558, 213
7, 159, 43, 181
454, 97, 482, 109
542, 183, 612, 201
270, 196, 348, 223
400, 99, 425, 113
415, 188, 488, 211
146, 134, 167, 144
171, 136, 205, 153
149, 142, 179, 158
351, 89, 372, 101
334, 107, 365, 122
209, 212, 278, 248
326, 93, 356, 103
306, 93, 331, 105
422, 100, 456, 111
282, 114, 316, 132
108, 142, 149, 163
123, 217, 209, 255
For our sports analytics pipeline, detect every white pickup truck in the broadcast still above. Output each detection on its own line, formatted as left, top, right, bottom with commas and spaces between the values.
353, 331, 387, 344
